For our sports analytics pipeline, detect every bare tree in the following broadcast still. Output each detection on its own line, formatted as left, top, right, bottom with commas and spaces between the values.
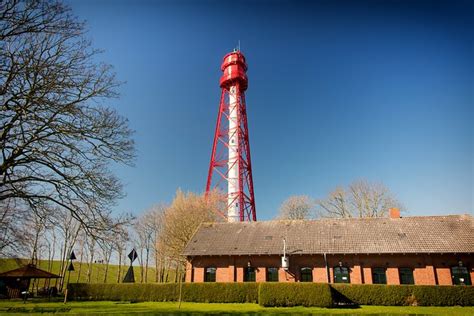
113, 225, 129, 283
134, 217, 152, 283
148, 205, 166, 282
277, 195, 315, 220
54, 210, 81, 291
159, 190, 222, 281
75, 229, 86, 283
85, 232, 96, 284
0, 199, 30, 255
317, 180, 403, 218
134, 204, 167, 283
317, 187, 352, 218
98, 234, 114, 283
0, 0, 135, 234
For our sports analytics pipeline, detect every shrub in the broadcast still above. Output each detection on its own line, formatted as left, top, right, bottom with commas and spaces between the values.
412, 285, 474, 306
68, 282, 474, 307
68, 283, 179, 301
259, 283, 332, 307
331, 284, 412, 306
331, 284, 474, 306
182, 283, 258, 303
68, 283, 257, 303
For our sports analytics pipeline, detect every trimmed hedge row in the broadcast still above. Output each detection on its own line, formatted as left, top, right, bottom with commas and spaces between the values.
68, 283, 178, 302
412, 285, 474, 306
332, 284, 474, 306
331, 284, 412, 306
182, 283, 258, 303
68, 283, 258, 303
259, 283, 332, 307
68, 283, 474, 307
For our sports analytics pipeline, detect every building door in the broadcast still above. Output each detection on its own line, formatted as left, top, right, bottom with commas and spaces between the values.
300, 267, 313, 282
244, 267, 256, 282
334, 266, 350, 283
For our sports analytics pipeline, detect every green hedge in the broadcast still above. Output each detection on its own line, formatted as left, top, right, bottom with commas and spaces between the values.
412, 285, 474, 306
182, 283, 258, 303
69, 282, 474, 307
331, 284, 474, 306
68, 283, 258, 303
331, 284, 412, 306
68, 283, 178, 302
259, 283, 332, 307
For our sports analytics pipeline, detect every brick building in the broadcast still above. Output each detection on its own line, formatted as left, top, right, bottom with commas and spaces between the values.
183, 210, 473, 285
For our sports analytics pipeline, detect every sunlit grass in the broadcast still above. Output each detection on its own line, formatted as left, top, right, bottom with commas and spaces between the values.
0, 300, 473, 315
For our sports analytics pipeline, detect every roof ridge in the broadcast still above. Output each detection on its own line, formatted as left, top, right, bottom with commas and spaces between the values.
200, 214, 471, 226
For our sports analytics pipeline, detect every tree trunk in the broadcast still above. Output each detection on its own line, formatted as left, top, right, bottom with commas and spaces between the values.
76, 239, 84, 283
117, 250, 123, 283
87, 242, 95, 284
103, 246, 112, 283
145, 248, 149, 283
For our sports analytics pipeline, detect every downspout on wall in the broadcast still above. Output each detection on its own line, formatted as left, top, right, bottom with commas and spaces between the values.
323, 253, 330, 283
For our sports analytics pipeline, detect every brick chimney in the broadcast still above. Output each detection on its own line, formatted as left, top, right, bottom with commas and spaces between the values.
389, 207, 400, 219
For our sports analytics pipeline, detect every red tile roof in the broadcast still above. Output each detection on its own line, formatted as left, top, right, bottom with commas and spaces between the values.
183, 215, 473, 256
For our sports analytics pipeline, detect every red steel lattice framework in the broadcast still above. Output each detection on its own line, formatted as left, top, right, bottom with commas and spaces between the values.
205, 50, 257, 222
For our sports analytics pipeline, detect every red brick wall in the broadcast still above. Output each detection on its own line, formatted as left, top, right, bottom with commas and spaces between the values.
185, 261, 192, 282
236, 267, 243, 282
279, 268, 295, 282
313, 267, 327, 283
436, 267, 452, 285
194, 267, 204, 282
216, 265, 229, 282
256, 267, 266, 282
228, 264, 235, 282
351, 265, 363, 284
186, 253, 474, 285
363, 267, 373, 284
386, 267, 400, 284
413, 266, 434, 285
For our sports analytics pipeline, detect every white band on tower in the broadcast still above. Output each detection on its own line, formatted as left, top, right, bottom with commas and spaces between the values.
227, 85, 239, 222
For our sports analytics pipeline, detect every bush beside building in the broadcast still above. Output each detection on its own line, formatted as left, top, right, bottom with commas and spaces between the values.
68, 282, 474, 307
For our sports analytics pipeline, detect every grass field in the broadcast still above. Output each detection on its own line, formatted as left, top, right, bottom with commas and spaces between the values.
0, 258, 172, 285
0, 300, 473, 315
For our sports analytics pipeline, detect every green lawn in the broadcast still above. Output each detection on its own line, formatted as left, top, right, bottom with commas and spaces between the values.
0, 301, 473, 315
0, 258, 172, 285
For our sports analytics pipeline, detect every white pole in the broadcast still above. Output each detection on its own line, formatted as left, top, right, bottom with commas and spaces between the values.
227, 85, 239, 222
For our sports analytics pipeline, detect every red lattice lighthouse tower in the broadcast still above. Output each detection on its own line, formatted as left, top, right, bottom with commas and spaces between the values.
206, 50, 257, 222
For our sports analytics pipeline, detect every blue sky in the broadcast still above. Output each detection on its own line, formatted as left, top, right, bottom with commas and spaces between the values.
67, 0, 473, 220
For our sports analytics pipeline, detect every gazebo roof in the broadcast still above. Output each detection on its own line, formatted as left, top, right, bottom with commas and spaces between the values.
0, 264, 61, 279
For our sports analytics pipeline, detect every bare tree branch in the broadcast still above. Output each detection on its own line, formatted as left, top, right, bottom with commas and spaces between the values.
0, 0, 135, 237
277, 195, 315, 220
317, 180, 404, 218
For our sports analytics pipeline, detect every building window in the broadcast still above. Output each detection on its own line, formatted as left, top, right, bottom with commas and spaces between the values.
399, 267, 414, 285
300, 267, 313, 282
244, 267, 256, 282
451, 266, 471, 285
334, 266, 350, 283
266, 267, 279, 282
204, 267, 216, 282
372, 267, 387, 284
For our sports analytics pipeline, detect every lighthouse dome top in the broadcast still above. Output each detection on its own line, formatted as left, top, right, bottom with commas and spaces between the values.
219, 51, 248, 90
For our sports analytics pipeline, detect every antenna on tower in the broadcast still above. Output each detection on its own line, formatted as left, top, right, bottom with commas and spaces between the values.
238, 40, 240, 51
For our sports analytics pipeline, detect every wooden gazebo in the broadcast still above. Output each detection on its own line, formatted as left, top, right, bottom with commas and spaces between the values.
0, 264, 61, 298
